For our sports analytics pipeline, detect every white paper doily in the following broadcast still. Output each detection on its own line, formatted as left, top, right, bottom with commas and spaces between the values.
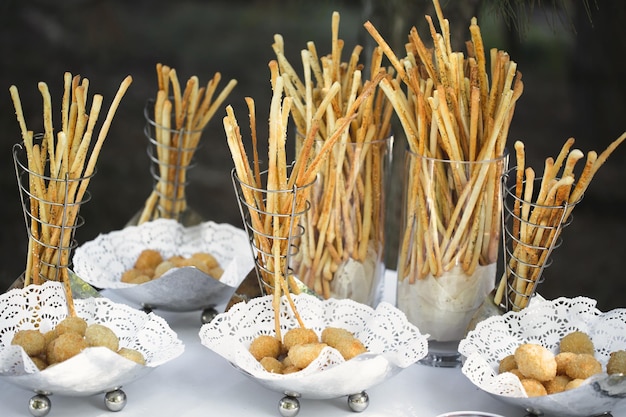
458, 296, 626, 417
0, 281, 184, 396
72, 219, 254, 311
199, 294, 428, 400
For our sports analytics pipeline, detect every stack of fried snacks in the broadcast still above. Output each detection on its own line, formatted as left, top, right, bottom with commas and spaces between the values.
138, 63, 237, 224
223, 62, 382, 339
365, 0, 523, 281
496, 133, 626, 311
272, 11, 393, 299
10, 72, 132, 313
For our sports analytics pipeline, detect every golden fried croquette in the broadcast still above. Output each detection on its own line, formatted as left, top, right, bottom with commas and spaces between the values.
121, 268, 152, 284
544, 374, 571, 395
498, 354, 517, 374
565, 353, 602, 380
287, 343, 327, 369
509, 368, 524, 379
121, 268, 144, 283
559, 331, 595, 355
85, 324, 119, 351
282, 328, 319, 353
555, 352, 577, 375
260, 356, 284, 374
179, 257, 211, 274
168, 255, 186, 267
514, 343, 557, 382
282, 365, 301, 374
122, 250, 222, 283
47, 332, 87, 364
321, 327, 367, 360
134, 249, 163, 271
55, 316, 88, 337
153, 261, 176, 278
117, 347, 146, 365
30, 356, 48, 371
249, 335, 282, 361
565, 378, 586, 391
11, 329, 45, 356
607, 350, 626, 375
209, 266, 224, 279
191, 252, 219, 269
520, 378, 548, 397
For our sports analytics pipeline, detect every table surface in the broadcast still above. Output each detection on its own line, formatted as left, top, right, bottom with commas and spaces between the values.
1, 274, 624, 417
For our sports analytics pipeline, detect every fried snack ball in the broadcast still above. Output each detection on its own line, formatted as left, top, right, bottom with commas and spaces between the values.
192, 252, 219, 269
565, 353, 602, 380
118, 347, 146, 365
287, 343, 327, 369
55, 316, 88, 337
520, 378, 548, 397
85, 324, 119, 351
282, 328, 319, 353
499, 354, 517, 374
12, 329, 45, 356
121, 268, 151, 284
154, 261, 176, 278
134, 249, 163, 271
509, 368, 525, 379
209, 266, 224, 279
514, 343, 557, 382
249, 335, 282, 361
47, 332, 87, 364
559, 331, 595, 355
168, 255, 186, 267
260, 356, 284, 374
544, 374, 572, 395
282, 365, 301, 374
607, 350, 626, 375
30, 356, 48, 371
565, 378, 586, 391
321, 327, 367, 360
555, 352, 577, 375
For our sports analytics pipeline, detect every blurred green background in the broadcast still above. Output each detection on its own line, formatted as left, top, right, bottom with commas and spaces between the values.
1, 0, 625, 310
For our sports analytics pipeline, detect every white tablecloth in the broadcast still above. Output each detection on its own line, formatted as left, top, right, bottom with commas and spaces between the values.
1, 273, 624, 417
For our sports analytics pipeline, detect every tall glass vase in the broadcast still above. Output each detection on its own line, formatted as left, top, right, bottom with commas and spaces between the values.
396, 149, 508, 367
290, 135, 393, 306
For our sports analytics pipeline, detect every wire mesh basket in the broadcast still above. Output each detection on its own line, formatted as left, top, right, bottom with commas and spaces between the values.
498, 168, 581, 312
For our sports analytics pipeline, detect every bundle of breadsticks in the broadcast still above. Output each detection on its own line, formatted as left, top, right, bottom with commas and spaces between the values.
272, 11, 394, 302
364, 0, 523, 282
495, 133, 626, 311
223, 60, 383, 340
137, 63, 237, 224
9, 72, 132, 314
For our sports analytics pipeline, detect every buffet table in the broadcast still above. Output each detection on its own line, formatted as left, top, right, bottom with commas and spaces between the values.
1, 273, 624, 417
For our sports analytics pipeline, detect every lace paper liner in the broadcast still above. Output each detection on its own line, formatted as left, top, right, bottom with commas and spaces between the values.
458, 296, 626, 417
199, 294, 428, 399
0, 281, 184, 396
73, 219, 254, 311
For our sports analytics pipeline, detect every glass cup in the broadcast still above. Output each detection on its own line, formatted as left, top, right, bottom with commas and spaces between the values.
396, 149, 508, 367
289, 135, 393, 306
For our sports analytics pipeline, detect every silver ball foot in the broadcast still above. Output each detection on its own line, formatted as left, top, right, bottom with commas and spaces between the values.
29, 394, 51, 417
278, 395, 300, 417
104, 388, 127, 412
348, 391, 369, 412
201, 307, 219, 324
